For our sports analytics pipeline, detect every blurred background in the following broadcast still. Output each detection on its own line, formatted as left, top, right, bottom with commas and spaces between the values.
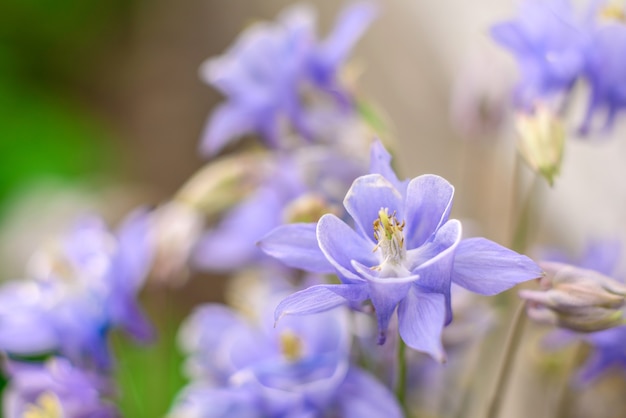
3, 0, 626, 416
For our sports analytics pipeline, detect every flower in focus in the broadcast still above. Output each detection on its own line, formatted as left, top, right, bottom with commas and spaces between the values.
3, 357, 117, 418
520, 261, 626, 332
168, 281, 401, 418
0, 211, 154, 369
200, 2, 377, 156
261, 141, 541, 361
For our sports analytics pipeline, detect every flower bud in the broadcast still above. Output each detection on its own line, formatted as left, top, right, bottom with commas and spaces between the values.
519, 261, 626, 332
515, 107, 565, 186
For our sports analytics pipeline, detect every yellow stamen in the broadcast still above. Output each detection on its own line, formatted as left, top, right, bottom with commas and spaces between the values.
23, 392, 64, 418
280, 330, 303, 362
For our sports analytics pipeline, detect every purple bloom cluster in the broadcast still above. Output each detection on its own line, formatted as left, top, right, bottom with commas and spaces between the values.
169, 279, 401, 418
0, 211, 153, 369
492, 0, 626, 134
200, 2, 377, 156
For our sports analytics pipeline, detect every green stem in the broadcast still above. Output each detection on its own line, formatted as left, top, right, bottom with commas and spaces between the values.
485, 301, 528, 418
396, 335, 408, 414
555, 342, 586, 418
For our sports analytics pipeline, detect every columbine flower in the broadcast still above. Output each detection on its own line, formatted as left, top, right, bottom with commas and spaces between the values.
169, 282, 401, 418
193, 145, 366, 272
580, 14, 626, 134
3, 357, 117, 418
491, 0, 589, 110
260, 141, 541, 361
0, 211, 153, 369
200, 2, 377, 156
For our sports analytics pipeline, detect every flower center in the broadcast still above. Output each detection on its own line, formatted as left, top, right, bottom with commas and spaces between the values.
280, 330, 303, 362
23, 392, 63, 418
599, 3, 626, 23
372, 208, 407, 274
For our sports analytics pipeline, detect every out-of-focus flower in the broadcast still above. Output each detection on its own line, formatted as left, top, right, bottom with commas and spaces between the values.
520, 261, 626, 332
491, 0, 590, 110
3, 357, 117, 418
515, 106, 565, 186
200, 2, 377, 156
0, 211, 153, 369
169, 288, 401, 418
193, 145, 366, 273
260, 142, 541, 361
581, 17, 626, 134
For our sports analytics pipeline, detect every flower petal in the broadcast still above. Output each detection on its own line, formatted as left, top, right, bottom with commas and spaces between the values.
317, 214, 377, 282
343, 174, 404, 239
368, 141, 409, 195
259, 223, 334, 273
452, 237, 542, 295
200, 104, 255, 157
398, 289, 446, 362
336, 367, 403, 418
274, 284, 369, 323
404, 175, 455, 249
408, 219, 462, 324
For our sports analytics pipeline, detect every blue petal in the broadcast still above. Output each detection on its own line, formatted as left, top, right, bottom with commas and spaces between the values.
398, 289, 446, 362
317, 214, 377, 282
343, 174, 404, 239
258, 223, 334, 273
451, 238, 542, 295
336, 367, 403, 418
112, 209, 153, 291
490, 22, 529, 53
408, 219, 462, 324
404, 175, 455, 249
274, 284, 368, 322
200, 104, 255, 157
368, 140, 409, 195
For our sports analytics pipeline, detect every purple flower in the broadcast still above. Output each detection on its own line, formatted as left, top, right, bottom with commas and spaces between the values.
193, 146, 367, 272
170, 290, 401, 417
260, 142, 541, 361
200, 2, 377, 156
581, 20, 626, 134
3, 357, 117, 418
0, 211, 153, 369
491, 0, 590, 110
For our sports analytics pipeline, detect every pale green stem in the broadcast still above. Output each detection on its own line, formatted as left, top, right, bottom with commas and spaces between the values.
396, 335, 408, 415
485, 301, 528, 418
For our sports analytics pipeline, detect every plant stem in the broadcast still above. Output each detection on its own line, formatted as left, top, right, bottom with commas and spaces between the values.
485, 301, 527, 418
555, 342, 586, 418
396, 335, 408, 414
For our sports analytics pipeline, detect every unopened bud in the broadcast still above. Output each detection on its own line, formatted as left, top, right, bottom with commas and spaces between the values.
515, 107, 565, 186
519, 261, 626, 332
150, 201, 204, 285
281, 193, 340, 224
176, 151, 271, 219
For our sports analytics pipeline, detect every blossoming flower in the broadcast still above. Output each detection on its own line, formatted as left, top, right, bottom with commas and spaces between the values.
491, 0, 589, 110
169, 282, 401, 418
200, 2, 377, 156
193, 145, 367, 272
0, 211, 153, 369
3, 357, 117, 418
260, 142, 541, 361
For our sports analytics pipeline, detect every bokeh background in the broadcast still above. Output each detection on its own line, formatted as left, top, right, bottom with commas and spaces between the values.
3, 1, 626, 416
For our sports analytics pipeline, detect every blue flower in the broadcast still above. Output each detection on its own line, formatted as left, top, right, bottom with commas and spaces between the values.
0, 211, 154, 369
4, 357, 117, 418
260, 142, 541, 361
581, 20, 626, 134
169, 287, 401, 418
193, 145, 367, 272
200, 2, 377, 156
491, 0, 590, 110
